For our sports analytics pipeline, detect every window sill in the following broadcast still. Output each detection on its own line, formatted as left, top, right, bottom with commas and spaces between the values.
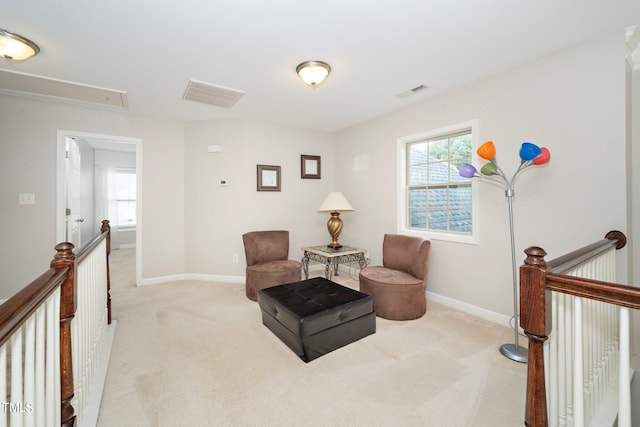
399, 227, 478, 245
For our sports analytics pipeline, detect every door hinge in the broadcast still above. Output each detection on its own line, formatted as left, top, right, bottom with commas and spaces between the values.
66, 208, 71, 215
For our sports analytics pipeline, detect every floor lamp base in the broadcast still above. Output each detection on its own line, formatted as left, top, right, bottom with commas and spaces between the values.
499, 343, 528, 363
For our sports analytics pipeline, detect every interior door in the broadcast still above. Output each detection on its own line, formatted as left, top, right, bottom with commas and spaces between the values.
65, 137, 83, 247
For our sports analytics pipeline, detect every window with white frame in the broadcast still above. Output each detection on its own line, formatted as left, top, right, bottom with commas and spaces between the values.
398, 122, 477, 243
109, 170, 136, 228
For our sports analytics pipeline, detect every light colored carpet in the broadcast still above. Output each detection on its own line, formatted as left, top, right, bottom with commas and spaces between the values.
97, 248, 527, 427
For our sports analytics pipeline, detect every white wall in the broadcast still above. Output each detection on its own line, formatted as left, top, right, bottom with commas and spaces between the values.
333, 32, 630, 318
95, 149, 136, 168
184, 119, 335, 278
631, 51, 640, 360
0, 32, 633, 326
0, 95, 185, 298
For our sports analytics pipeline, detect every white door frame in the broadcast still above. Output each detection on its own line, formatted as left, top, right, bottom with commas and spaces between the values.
56, 129, 143, 286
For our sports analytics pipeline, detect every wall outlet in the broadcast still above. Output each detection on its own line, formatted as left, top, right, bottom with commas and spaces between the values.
232, 254, 239, 263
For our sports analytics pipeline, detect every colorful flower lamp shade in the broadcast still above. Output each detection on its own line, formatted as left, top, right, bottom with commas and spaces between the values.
459, 141, 551, 363
459, 163, 478, 178
476, 140, 496, 161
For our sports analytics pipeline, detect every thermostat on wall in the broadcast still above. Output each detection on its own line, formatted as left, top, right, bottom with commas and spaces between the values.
208, 145, 223, 153
219, 179, 230, 186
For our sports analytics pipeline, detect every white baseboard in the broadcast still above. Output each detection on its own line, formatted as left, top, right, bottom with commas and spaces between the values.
185, 273, 245, 284
140, 274, 187, 286
140, 273, 245, 286
427, 290, 516, 330
139, 269, 512, 329
139, 264, 328, 287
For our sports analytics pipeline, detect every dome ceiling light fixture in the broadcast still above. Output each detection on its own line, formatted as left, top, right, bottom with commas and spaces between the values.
0, 28, 40, 61
296, 60, 331, 88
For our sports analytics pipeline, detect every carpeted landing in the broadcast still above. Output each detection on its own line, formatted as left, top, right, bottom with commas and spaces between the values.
97, 254, 526, 427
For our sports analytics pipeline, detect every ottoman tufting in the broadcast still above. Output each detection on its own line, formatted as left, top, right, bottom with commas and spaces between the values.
258, 277, 376, 362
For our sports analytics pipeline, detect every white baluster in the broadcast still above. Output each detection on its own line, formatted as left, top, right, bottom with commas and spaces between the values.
618, 307, 630, 427
0, 345, 7, 427
35, 306, 45, 427
24, 316, 35, 427
10, 331, 23, 427
574, 296, 584, 427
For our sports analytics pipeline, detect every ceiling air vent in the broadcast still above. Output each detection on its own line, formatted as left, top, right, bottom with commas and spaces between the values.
182, 79, 244, 109
396, 84, 429, 98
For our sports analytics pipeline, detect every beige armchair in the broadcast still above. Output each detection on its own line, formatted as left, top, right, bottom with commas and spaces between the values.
242, 230, 302, 301
359, 234, 430, 320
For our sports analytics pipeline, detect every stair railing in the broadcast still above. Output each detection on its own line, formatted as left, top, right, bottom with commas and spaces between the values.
520, 230, 638, 427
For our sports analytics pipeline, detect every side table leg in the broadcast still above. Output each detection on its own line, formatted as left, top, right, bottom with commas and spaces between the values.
358, 255, 368, 271
302, 255, 309, 279
324, 262, 332, 280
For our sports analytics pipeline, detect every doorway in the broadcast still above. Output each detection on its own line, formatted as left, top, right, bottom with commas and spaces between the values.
56, 130, 142, 286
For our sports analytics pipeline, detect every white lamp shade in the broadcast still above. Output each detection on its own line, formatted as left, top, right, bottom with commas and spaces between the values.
318, 192, 354, 212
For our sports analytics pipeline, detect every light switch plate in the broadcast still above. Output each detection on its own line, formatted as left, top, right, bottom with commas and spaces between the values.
18, 193, 35, 205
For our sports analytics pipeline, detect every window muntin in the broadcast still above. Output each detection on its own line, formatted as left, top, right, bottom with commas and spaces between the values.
405, 129, 473, 237
109, 170, 136, 227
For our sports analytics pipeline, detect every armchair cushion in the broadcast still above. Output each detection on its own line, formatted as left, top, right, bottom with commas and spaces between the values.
243, 230, 301, 301
243, 230, 290, 266
382, 234, 430, 280
359, 267, 424, 286
359, 234, 430, 320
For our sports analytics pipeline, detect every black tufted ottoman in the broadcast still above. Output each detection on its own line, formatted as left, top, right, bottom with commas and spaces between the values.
258, 277, 376, 362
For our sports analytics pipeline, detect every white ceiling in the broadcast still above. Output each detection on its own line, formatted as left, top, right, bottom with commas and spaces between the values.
2, 0, 640, 133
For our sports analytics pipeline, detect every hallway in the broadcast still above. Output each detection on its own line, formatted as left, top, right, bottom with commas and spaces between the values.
109, 247, 136, 289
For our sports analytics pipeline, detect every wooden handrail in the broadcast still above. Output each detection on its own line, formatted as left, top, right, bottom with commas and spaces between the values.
0, 267, 68, 347
546, 274, 640, 310
0, 220, 111, 427
519, 230, 634, 427
74, 220, 109, 263
547, 230, 627, 273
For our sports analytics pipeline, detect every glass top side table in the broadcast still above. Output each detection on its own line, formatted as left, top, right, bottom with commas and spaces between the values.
301, 245, 368, 281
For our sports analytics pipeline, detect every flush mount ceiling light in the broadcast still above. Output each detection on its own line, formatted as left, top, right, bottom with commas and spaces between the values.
296, 60, 331, 88
0, 29, 40, 61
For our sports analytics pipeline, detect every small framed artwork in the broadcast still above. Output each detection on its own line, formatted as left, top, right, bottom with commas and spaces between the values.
301, 155, 321, 179
257, 165, 281, 191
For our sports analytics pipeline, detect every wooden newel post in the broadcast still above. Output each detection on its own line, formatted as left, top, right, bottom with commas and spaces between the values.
519, 246, 550, 427
51, 242, 77, 427
101, 220, 112, 324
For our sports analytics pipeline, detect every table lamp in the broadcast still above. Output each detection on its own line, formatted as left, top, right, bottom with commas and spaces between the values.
318, 192, 354, 248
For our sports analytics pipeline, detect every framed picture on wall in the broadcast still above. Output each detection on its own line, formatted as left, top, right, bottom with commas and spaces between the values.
301, 155, 321, 179
257, 165, 281, 191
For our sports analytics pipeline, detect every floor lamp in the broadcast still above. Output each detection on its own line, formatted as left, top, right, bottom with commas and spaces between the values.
459, 141, 551, 363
